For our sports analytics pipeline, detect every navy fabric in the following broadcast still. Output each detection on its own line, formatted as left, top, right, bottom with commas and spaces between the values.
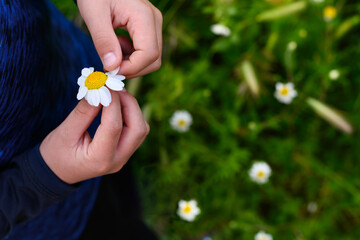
0, 0, 103, 239
0, 145, 79, 238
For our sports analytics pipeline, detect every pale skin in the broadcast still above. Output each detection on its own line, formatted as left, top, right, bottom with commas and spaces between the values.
40, 91, 150, 184
77, 0, 163, 78
40, 0, 162, 184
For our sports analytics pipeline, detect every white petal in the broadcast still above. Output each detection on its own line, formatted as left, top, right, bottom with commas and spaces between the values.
82, 67, 94, 77
275, 82, 283, 90
290, 90, 297, 97
77, 76, 86, 86
286, 82, 294, 89
86, 89, 101, 107
77, 86, 88, 100
178, 200, 186, 208
99, 86, 112, 107
106, 66, 120, 76
113, 74, 126, 81
106, 76, 125, 91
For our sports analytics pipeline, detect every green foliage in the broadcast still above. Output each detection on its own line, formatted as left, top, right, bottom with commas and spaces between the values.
53, 0, 360, 239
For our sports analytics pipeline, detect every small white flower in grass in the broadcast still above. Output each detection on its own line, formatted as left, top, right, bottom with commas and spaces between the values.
307, 202, 318, 214
287, 41, 297, 51
177, 200, 200, 222
311, 0, 324, 3
77, 67, 125, 107
255, 231, 273, 240
211, 24, 231, 37
274, 82, 297, 104
249, 161, 272, 184
170, 110, 193, 132
329, 69, 340, 80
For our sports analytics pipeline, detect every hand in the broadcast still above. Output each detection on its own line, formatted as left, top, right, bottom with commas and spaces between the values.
77, 0, 162, 79
39, 91, 149, 184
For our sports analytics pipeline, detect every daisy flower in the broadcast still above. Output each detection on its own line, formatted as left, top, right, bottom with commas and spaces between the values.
287, 41, 297, 51
249, 161, 272, 184
307, 202, 318, 214
255, 231, 273, 240
177, 200, 200, 222
210, 24, 231, 37
323, 6, 337, 21
329, 69, 340, 80
170, 110, 193, 132
274, 82, 297, 104
77, 67, 125, 107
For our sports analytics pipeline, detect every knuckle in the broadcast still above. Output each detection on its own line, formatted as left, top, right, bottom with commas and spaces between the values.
74, 102, 89, 118
154, 8, 163, 22
148, 48, 160, 63
145, 122, 150, 136
108, 120, 123, 133
94, 159, 113, 174
136, 122, 149, 138
153, 59, 162, 71
93, 31, 114, 49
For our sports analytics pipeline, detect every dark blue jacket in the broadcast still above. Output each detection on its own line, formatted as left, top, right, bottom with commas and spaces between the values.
0, 0, 102, 238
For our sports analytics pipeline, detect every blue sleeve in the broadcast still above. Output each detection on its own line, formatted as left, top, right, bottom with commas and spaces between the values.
0, 145, 79, 238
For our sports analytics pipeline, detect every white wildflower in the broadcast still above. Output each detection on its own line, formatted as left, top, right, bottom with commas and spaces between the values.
170, 110, 193, 132
329, 69, 340, 80
249, 161, 272, 184
177, 200, 200, 222
210, 24, 231, 37
255, 231, 273, 240
307, 202, 318, 213
274, 82, 297, 104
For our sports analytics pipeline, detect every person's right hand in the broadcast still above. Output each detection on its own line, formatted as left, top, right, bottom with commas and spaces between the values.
39, 91, 149, 184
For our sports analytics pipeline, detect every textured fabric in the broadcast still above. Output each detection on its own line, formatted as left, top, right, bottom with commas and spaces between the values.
0, 0, 103, 239
0, 145, 79, 238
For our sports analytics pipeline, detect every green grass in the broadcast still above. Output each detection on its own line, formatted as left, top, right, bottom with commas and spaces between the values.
53, 0, 360, 239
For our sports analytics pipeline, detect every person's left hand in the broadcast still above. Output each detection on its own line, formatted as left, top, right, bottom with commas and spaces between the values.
77, 0, 162, 79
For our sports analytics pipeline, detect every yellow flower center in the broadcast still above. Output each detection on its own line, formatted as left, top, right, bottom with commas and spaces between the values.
257, 171, 265, 178
324, 6, 337, 19
178, 119, 186, 127
280, 87, 289, 96
183, 205, 192, 213
85, 72, 108, 90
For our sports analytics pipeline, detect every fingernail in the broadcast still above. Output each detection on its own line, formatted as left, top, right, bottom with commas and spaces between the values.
102, 52, 116, 69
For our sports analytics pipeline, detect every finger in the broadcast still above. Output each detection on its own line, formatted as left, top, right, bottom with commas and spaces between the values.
117, 35, 135, 60
152, 5, 163, 59
90, 91, 123, 159
78, 1, 122, 71
59, 99, 101, 143
118, 5, 160, 76
124, 59, 161, 79
115, 91, 148, 160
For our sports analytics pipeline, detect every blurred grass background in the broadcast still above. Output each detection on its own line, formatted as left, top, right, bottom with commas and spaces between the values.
52, 0, 360, 239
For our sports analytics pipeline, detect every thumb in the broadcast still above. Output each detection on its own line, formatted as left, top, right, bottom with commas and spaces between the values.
59, 99, 101, 142
78, 2, 122, 71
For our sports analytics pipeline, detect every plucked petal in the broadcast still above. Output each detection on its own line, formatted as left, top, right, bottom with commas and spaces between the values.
106, 66, 120, 77
106, 76, 125, 91
113, 74, 126, 81
99, 86, 111, 107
